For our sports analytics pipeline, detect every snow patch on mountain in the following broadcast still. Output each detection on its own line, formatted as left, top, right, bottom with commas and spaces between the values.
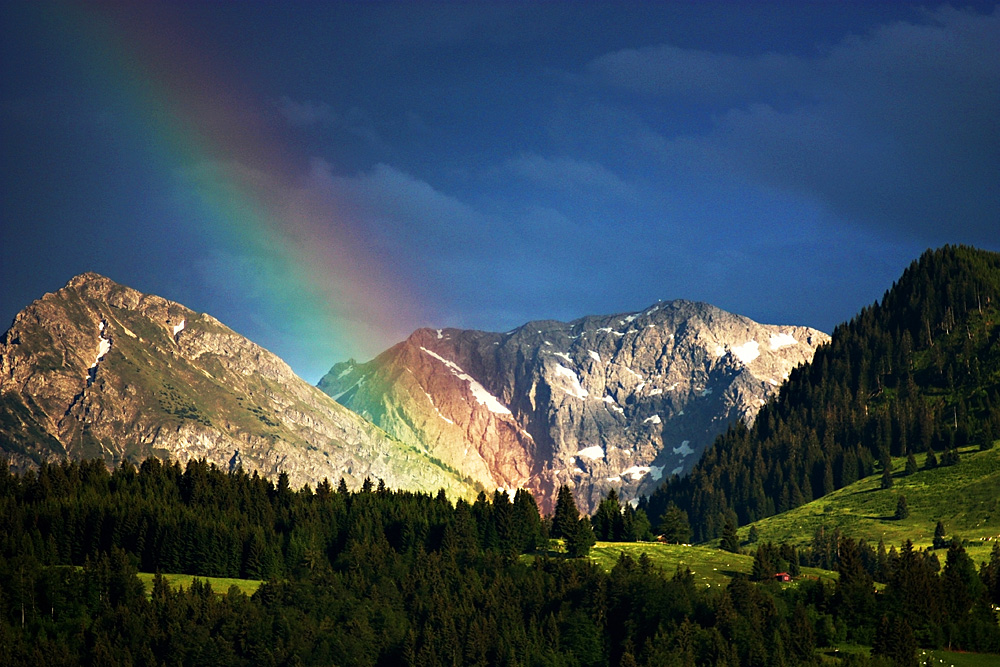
673, 440, 694, 457
171, 319, 185, 337
553, 364, 589, 399
621, 466, 651, 480
87, 321, 112, 385
575, 445, 605, 460
643, 414, 661, 425
421, 347, 512, 415
731, 340, 761, 365
769, 332, 797, 349
588, 350, 601, 363
620, 464, 665, 481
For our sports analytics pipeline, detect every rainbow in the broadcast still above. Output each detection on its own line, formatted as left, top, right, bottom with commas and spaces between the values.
35, 2, 422, 376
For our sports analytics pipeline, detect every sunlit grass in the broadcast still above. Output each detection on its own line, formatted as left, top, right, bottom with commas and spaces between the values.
588, 541, 837, 588
135, 571, 263, 597
745, 445, 1000, 564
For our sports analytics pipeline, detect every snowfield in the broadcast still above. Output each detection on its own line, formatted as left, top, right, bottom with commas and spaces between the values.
421, 347, 512, 415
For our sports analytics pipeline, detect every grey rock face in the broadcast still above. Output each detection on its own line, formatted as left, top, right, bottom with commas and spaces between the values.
319, 300, 829, 513
0, 273, 478, 498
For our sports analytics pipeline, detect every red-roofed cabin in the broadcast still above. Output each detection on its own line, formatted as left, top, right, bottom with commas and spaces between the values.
774, 572, 791, 582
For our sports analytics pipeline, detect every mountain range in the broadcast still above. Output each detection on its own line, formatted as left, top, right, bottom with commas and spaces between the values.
0, 273, 478, 497
319, 302, 827, 512
0, 274, 826, 512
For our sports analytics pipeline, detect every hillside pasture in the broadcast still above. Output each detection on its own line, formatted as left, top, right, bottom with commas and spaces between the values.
589, 541, 837, 588
744, 445, 1000, 564
136, 572, 263, 597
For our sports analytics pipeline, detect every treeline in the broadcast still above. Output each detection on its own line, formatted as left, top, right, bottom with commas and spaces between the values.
647, 245, 1000, 540
1, 456, 999, 665
0, 456, 549, 579
754, 527, 1000, 652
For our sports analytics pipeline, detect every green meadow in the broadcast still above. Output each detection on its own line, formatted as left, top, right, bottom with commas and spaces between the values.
588, 541, 837, 588
135, 572, 263, 597
743, 444, 1000, 564
917, 648, 1000, 666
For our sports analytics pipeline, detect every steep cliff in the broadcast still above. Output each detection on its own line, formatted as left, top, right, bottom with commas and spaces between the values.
320, 301, 828, 513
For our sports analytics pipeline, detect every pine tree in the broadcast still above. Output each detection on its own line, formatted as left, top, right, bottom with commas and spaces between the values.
657, 502, 691, 544
925, 449, 939, 470
943, 539, 986, 622
835, 537, 877, 631
872, 615, 917, 667
904, 453, 918, 476
592, 489, 622, 541
751, 542, 777, 581
564, 517, 596, 558
719, 519, 740, 553
933, 521, 948, 549
880, 463, 894, 490
551, 485, 579, 540
894, 495, 909, 520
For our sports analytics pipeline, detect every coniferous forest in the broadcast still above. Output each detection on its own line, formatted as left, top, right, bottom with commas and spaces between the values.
3, 246, 1000, 665
2, 455, 1000, 666
646, 246, 1000, 541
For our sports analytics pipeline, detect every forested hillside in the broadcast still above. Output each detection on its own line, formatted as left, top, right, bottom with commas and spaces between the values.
2, 456, 999, 665
647, 246, 1000, 541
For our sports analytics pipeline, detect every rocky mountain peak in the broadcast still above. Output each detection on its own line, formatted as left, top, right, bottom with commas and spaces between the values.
320, 299, 829, 513
1, 275, 479, 499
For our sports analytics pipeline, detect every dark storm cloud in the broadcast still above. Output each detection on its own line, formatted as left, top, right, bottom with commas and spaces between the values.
588, 6, 1000, 243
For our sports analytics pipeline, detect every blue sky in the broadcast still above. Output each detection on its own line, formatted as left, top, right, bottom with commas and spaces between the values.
2, 1, 998, 382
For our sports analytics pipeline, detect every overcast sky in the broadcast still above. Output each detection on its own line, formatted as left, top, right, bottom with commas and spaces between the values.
2, 1, 998, 382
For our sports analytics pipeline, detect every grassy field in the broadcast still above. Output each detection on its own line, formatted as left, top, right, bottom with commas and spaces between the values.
742, 445, 1000, 564
588, 541, 837, 588
918, 648, 1000, 666
135, 572, 263, 597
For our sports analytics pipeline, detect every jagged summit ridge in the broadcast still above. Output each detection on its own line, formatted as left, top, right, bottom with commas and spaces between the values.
320, 299, 829, 513
0, 273, 479, 497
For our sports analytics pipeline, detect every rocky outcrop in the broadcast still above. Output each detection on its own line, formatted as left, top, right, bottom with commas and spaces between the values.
0, 273, 479, 497
319, 301, 829, 513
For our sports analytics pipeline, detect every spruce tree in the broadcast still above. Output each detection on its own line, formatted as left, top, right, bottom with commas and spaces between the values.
592, 489, 622, 541
565, 517, 596, 557
894, 495, 909, 520
719, 519, 740, 553
933, 521, 948, 549
551, 485, 579, 540
872, 615, 917, 667
657, 502, 691, 544
880, 463, 894, 489
925, 449, 939, 470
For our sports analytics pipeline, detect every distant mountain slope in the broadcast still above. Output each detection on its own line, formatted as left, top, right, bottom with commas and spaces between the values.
648, 246, 1000, 540
319, 300, 827, 513
0, 273, 479, 496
